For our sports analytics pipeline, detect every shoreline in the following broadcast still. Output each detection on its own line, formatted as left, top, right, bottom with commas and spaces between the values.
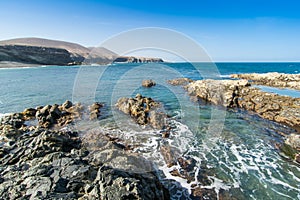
180, 76, 300, 163
0, 61, 42, 69
1, 70, 300, 199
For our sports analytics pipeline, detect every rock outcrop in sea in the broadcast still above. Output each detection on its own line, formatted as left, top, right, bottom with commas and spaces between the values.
115, 94, 168, 130
231, 72, 300, 90
180, 77, 300, 163
142, 79, 156, 87
113, 56, 163, 63
185, 79, 300, 131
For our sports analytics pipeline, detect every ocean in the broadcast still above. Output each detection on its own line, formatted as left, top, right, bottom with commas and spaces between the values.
0, 62, 300, 199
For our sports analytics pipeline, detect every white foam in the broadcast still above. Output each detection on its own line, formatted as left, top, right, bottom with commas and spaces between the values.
220, 74, 231, 78
160, 164, 193, 193
77, 118, 300, 198
0, 113, 11, 119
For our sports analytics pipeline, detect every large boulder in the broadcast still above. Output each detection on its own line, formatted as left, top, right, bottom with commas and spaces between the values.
115, 94, 168, 129
185, 79, 250, 107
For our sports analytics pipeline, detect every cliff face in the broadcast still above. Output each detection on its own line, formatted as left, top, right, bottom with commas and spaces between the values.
0, 38, 164, 66
114, 56, 164, 63
0, 38, 117, 66
0, 45, 83, 65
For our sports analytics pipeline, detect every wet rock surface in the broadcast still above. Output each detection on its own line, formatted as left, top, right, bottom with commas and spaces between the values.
115, 94, 168, 130
167, 78, 194, 86
185, 79, 300, 131
185, 79, 250, 107
231, 72, 300, 90
0, 101, 170, 200
142, 79, 156, 87
18, 100, 103, 129
184, 78, 300, 163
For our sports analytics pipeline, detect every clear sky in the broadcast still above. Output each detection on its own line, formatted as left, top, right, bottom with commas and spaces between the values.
1, 0, 300, 61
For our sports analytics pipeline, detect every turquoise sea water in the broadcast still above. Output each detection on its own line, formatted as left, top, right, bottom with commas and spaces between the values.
0, 62, 300, 199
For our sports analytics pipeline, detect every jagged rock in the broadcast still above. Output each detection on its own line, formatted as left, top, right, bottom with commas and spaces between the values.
185, 78, 300, 162
231, 72, 300, 90
0, 106, 170, 200
95, 166, 169, 200
185, 79, 300, 131
149, 110, 167, 129
167, 78, 194, 86
89, 102, 103, 120
142, 79, 156, 87
115, 94, 167, 129
185, 79, 250, 107
191, 187, 218, 200
62, 100, 73, 109
22, 108, 37, 120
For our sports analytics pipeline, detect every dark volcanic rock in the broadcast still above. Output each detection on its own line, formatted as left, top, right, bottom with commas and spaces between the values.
87, 166, 169, 200
0, 103, 170, 200
114, 56, 164, 63
0, 45, 83, 65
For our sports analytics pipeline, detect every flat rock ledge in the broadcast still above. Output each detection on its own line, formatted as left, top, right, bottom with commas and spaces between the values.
167, 78, 194, 86
231, 72, 300, 90
0, 101, 170, 200
184, 79, 300, 163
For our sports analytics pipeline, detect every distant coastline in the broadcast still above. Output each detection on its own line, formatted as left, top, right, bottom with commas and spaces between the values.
0, 37, 164, 67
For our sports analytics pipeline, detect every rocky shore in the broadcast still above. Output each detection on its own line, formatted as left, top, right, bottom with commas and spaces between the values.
1, 96, 246, 199
182, 77, 300, 163
231, 72, 300, 90
0, 100, 171, 199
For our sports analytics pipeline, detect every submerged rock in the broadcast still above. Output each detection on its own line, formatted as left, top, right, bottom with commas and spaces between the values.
231, 72, 300, 90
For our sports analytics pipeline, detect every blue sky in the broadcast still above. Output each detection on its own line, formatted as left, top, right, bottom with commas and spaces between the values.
1, 0, 300, 61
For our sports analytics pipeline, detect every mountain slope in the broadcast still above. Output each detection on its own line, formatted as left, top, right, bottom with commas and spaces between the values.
0, 37, 163, 66
0, 38, 117, 65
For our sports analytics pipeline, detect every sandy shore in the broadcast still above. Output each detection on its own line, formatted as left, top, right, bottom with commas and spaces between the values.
0, 61, 42, 68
